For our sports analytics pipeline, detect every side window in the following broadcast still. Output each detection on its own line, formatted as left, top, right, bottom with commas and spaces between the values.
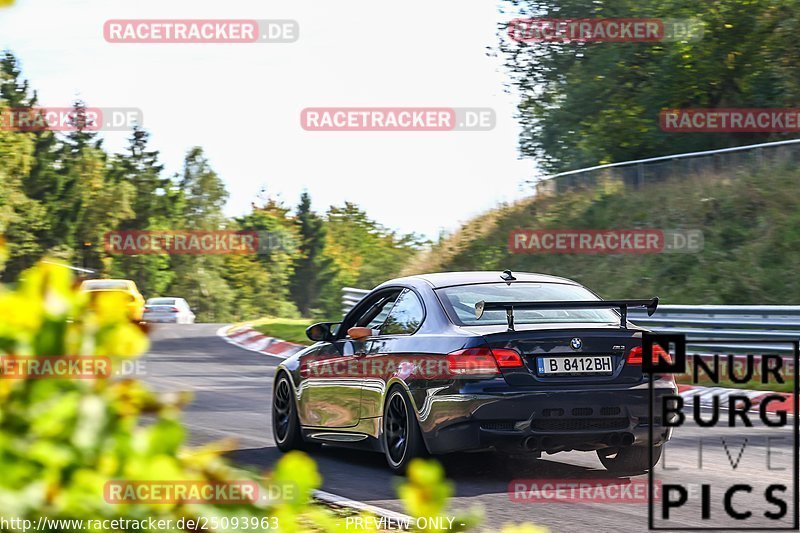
380, 289, 424, 335
367, 303, 394, 329
353, 291, 401, 329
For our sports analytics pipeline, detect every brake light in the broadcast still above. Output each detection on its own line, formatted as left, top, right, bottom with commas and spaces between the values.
626, 344, 671, 365
169, 307, 179, 312
492, 348, 525, 368
446, 347, 523, 375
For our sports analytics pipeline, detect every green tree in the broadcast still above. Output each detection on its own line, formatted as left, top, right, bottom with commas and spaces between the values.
0, 52, 47, 279
232, 199, 301, 320
499, 0, 800, 174
107, 128, 176, 297
166, 148, 234, 321
290, 191, 333, 316
176, 146, 227, 229
317, 203, 424, 318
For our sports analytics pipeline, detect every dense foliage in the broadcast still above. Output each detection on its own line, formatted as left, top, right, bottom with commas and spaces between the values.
499, 0, 800, 173
0, 260, 338, 532
0, 52, 424, 322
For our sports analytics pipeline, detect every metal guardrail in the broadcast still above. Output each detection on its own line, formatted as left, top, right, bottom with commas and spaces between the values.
341, 288, 799, 355
41, 260, 96, 275
342, 287, 370, 315
628, 305, 800, 355
530, 138, 800, 196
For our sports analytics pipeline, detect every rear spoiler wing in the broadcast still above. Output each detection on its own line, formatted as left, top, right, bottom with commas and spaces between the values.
474, 297, 659, 331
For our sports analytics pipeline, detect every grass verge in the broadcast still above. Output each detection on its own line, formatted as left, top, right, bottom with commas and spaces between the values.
251, 318, 314, 345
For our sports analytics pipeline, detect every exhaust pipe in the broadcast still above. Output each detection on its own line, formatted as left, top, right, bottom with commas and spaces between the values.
620, 433, 635, 446
523, 436, 539, 450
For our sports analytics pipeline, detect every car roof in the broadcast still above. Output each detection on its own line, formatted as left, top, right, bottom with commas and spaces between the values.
391, 271, 580, 289
80, 279, 134, 289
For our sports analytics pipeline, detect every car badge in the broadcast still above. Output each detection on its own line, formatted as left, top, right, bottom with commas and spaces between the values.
570, 338, 582, 350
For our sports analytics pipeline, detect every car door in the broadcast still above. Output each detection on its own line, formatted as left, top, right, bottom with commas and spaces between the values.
359, 288, 426, 419
297, 289, 402, 428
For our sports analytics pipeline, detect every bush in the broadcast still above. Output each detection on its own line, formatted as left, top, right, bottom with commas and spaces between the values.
0, 260, 340, 532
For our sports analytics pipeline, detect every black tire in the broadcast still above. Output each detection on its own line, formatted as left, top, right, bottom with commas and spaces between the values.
272, 373, 311, 452
382, 387, 426, 473
597, 445, 663, 475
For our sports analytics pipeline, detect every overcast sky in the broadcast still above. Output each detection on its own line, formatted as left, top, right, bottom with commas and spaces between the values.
0, 0, 536, 239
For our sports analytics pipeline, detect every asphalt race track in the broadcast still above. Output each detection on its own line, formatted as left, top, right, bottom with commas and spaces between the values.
142, 324, 798, 532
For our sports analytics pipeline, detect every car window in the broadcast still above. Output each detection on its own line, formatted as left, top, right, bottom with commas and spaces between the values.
148, 298, 176, 305
82, 280, 129, 291
350, 291, 401, 330
365, 295, 400, 329
436, 282, 619, 326
379, 289, 424, 335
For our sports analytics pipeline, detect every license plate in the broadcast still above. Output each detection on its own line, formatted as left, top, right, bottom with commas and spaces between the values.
537, 355, 613, 375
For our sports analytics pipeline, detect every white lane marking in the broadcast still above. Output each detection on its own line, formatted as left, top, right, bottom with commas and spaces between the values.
313, 490, 413, 527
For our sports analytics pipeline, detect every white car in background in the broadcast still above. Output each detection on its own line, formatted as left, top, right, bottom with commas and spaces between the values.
143, 297, 196, 324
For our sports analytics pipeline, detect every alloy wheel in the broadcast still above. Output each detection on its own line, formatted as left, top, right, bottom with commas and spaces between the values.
385, 392, 409, 465
273, 378, 292, 442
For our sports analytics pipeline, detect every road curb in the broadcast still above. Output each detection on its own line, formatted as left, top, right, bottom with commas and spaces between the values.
217, 324, 305, 359
677, 384, 795, 413
312, 490, 413, 530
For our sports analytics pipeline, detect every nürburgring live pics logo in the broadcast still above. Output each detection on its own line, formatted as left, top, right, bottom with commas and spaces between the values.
645, 332, 799, 530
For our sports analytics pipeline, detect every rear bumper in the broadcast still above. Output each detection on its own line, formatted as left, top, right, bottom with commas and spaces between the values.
143, 316, 178, 323
419, 384, 676, 455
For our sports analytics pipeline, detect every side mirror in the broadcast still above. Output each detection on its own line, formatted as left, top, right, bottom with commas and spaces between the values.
306, 322, 337, 342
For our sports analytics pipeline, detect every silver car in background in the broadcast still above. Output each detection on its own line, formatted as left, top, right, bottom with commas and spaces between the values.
143, 297, 196, 324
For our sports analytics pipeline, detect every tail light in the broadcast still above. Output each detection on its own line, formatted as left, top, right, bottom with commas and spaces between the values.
626, 344, 671, 365
493, 348, 525, 368
169, 307, 179, 312
446, 347, 523, 375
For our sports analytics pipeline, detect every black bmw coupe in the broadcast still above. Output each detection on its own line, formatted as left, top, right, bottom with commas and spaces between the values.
272, 270, 676, 473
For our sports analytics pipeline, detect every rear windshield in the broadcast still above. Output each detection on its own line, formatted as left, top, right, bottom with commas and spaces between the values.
148, 298, 176, 305
436, 282, 619, 326
82, 280, 129, 291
